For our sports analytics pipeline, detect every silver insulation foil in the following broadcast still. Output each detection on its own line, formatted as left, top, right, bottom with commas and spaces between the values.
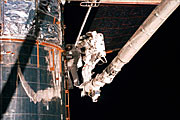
3, 0, 35, 36
0, 0, 62, 45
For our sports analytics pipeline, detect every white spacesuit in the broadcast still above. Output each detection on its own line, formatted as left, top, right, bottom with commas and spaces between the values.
76, 31, 106, 83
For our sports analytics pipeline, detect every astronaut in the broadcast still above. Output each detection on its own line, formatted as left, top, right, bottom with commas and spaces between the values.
66, 44, 82, 86
76, 31, 107, 83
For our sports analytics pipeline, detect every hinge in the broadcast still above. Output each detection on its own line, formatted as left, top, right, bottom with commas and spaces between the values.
80, 0, 100, 7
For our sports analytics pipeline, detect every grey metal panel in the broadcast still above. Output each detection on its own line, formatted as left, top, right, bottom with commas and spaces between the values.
0, 42, 65, 120
0, 0, 65, 119
1, 0, 62, 45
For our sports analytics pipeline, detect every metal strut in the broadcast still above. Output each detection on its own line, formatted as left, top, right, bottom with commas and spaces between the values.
75, 0, 100, 46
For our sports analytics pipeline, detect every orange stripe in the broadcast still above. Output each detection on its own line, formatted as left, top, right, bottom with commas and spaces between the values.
40, 42, 63, 51
0, 38, 25, 42
53, 17, 56, 24
106, 50, 113, 54
52, 49, 55, 71
65, 90, 70, 120
65, 90, 69, 93
0, 38, 63, 51
37, 41, 40, 68
68, 107, 70, 120
56, 21, 60, 24
59, 50, 62, 73
66, 105, 69, 107
1, 38, 65, 72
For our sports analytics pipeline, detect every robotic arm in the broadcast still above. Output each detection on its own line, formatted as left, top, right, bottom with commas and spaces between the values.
78, 0, 180, 102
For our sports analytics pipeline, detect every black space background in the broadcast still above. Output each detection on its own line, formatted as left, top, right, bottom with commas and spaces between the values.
64, 4, 179, 120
